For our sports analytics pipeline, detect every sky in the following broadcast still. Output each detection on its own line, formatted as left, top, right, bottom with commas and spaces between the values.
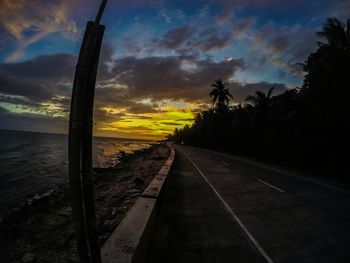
0, 0, 349, 140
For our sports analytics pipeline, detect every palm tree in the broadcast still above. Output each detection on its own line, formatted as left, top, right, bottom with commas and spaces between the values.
302, 18, 350, 99
316, 18, 349, 49
209, 79, 233, 111
245, 87, 274, 110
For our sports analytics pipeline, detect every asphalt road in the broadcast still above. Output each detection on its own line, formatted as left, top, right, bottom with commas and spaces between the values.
146, 145, 350, 263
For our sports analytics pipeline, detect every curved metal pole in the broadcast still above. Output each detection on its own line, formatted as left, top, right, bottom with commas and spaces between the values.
81, 23, 105, 263
69, 1, 108, 262
95, 0, 108, 25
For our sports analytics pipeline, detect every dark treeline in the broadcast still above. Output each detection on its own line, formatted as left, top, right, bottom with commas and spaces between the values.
167, 18, 350, 180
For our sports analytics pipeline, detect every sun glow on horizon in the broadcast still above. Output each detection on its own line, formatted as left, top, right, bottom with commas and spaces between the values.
93, 99, 198, 140
1, 0, 337, 136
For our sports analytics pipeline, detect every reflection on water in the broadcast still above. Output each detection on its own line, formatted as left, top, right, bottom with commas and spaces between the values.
93, 138, 152, 168
0, 129, 154, 216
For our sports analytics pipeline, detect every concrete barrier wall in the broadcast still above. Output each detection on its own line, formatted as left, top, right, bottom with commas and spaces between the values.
101, 146, 175, 263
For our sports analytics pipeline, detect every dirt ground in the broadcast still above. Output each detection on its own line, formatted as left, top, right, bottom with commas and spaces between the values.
0, 144, 170, 263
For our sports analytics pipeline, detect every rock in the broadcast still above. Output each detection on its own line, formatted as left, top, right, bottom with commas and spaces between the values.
111, 207, 117, 216
99, 234, 109, 243
117, 151, 128, 162
134, 177, 144, 185
22, 253, 36, 263
129, 193, 141, 198
57, 207, 72, 217
124, 199, 133, 205
103, 219, 116, 231
127, 189, 141, 194
110, 195, 125, 206
71, 255, 80, 262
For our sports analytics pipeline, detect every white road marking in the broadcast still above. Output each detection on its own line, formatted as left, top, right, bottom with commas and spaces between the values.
178, 148, 274, 263
221, 161, 230, 167
257, 178, 285, 193
207, 150, 350, 195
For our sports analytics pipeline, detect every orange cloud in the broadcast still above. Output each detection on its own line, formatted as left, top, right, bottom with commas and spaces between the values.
0, 0, 78, 62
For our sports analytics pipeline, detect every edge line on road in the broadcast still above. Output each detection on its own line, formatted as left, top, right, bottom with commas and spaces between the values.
257, 178, 285, 193
178, 148, 274, 263
223, 154, 350, 195
221, 161, 230, 167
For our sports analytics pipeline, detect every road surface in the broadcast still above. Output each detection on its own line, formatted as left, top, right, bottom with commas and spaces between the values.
146, 145, 350, 263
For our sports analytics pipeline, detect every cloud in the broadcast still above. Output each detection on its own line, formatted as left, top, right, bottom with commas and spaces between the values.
94, 86, 130, 110
0, 48, 121, 116
153, 4, 186, 24
157, 7, 172, 23
197, 4, 210, 18
329, 1, 350, 20
93, 109, 125, 123
231, 20, 317, 79
109, 55, 244, 101
150, 24, 234, 55
230, 81, 288, 103
0, 105, 68, 134
0, 53, 78, 112
0, 0, 78, 62
0, 53, 78, 126
215, 8, 235, 25
266, 27, 316, 75
1, 0, 347, 139
117, 3, 320, 83
217, 0, 304, 9
0, 74, 52, 102
0, 45, 287, 138
156, 25, 196, 50
232, 17, 256, 39
0, 53, 76, 79
161, 121, 179, 126
4, 30, 52, 62
196, 30, 231, 52
127, 103, 161, 114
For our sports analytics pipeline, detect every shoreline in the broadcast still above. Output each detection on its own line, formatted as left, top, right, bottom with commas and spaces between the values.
0, 129, 157, 218
0, 144, 170, 263
0, 143, 157, 221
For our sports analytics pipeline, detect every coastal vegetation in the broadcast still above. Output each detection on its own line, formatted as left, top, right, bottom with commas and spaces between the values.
167, 18, 350, 180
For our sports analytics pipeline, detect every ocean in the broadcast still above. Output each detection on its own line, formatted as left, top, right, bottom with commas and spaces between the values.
0, 129, 154, 217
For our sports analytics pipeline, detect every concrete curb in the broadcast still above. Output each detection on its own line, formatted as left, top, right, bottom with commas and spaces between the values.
101, 145, 175, 263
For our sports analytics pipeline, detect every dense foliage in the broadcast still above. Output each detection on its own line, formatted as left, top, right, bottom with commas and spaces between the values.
167, 18, 350, 179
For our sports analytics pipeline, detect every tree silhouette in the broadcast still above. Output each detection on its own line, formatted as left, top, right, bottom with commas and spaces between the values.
245, 87, 274, 110
209, 79, 233, 111
168, 17, 350, 180
316, 18, 349, 49
303, 17, 350, 105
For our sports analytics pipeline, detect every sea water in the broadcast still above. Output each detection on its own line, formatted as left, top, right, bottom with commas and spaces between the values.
0, 129, 154, 216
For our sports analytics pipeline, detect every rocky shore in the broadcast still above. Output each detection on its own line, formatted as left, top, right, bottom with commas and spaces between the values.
0, 144, 170, 263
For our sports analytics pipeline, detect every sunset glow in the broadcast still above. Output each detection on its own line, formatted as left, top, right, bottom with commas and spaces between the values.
95, 100, 196, 139
0, 0, 348, 139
